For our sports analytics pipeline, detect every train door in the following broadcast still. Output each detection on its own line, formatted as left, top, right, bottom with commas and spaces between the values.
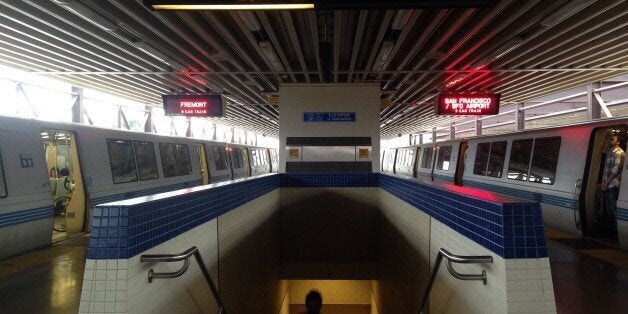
42, 130, 86, 242
455, 141, 469, 186
196, 143, 209, 185
270, 149, 279, 173
580, 125, 627, 244
413, 147, 421, 177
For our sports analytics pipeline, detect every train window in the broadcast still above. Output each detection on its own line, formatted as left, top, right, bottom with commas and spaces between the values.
436, 145, 452, 170
396, 150, 405, 167
236, 149, 244, 168
212, 146, 228, 171
133, 141, 159, 181
176, 144, 192, 176
528, 137, 561, 184
159, 143, 179, 177
421, 147, 434, 169
406, 149, 415, 167
231, 149, 240, 168
487, 141, 507, 178
251, 150, 258, 166
507, 139, 534, 181
107, 139, 138, 184
473, 142, 491, 175
0, 148, 6, 197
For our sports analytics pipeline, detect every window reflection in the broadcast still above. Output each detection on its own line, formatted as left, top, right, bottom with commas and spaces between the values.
107, 139, 138, 184
507, 139, 533, 181
437, 145, 452, 170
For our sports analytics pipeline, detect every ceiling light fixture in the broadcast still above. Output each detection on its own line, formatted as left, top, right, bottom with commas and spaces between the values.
144, 0, 499, 10
470, 37, 523, 70
259, 41, 285, 72
445, 73, 468, 88
134, 42, 170, 63
540, 0, 596, 27
144, 1, 314, 10
372, 41, 395, 71
54, 0, 118, 31
237, 11, 262, 31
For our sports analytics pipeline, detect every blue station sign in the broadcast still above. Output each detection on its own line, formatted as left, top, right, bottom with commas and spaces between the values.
303, 112, 356, 122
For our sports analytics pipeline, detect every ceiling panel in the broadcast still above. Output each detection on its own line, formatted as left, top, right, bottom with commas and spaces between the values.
0, 0, 626, 138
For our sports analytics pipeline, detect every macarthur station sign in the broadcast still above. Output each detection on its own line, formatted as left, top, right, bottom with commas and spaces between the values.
436, 93, 500, 115
162, 94, 225, 117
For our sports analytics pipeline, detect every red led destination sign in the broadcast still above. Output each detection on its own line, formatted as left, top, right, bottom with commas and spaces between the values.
162, 95, 225, 117
436, 93, 500, 115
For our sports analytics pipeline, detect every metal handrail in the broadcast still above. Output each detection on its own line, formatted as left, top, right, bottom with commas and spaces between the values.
418, 248, 493, 314
141, 246, 226, 314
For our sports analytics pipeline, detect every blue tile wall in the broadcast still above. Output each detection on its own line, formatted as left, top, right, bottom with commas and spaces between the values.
87, 175, 279, 259
380, 174, 547, 259
617, 207, 628, 222
280, 173, 379, 187
87, 172, 548, 260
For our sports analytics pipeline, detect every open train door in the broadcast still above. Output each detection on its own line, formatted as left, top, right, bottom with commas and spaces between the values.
42, 129, 87, 243
196, 143, 209, 185
455, 141, 468, 186
580, 125, 627, 245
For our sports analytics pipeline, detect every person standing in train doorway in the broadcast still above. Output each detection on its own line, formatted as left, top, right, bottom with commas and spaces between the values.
601, 134, 625, 222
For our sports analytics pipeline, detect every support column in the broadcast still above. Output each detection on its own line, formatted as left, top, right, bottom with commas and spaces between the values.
450, 122, 455, 140
118, 107, 129, 129
419, 133, 424, 145
185, 117, 192, 137
144, 106, 154, 133
432, 127, 437, 143
587, 82, 601, 120
71, 86, 85, 123
475, 116, 482, 136
515, 103, 525, 132
212, 124, 217, 141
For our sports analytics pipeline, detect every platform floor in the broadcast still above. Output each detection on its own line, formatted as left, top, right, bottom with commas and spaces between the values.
0, 229, 626, 313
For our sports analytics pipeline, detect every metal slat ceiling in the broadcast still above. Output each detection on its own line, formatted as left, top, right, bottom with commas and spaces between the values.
0, 0, 626, 139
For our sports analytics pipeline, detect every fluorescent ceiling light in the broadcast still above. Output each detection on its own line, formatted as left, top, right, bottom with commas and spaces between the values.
259, 41, 285, 72
134, 42, 170, 63
149, 4, 314, 10
491, 37, 523, 59
57, 1, 118, 31
540, 0, 596, 27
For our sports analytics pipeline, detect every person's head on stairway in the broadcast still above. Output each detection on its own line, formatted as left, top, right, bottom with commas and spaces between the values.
305, 290, 322, 314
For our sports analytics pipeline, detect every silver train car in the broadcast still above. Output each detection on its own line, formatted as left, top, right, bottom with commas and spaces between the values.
382, 118, 628, 251
0, 115, 277, 260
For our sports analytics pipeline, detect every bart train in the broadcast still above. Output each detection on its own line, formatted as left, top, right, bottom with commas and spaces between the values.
382, 118, 628, 251
0, 115, 278, 260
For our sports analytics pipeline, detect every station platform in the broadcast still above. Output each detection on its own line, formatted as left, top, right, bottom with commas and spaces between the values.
0, 228, 626, 313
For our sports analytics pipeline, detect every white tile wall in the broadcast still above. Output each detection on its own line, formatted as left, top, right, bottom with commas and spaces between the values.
505, 257, 556, 313
79, 190, 281, 314
373, 190, 431, 314
430, 219, 557, 314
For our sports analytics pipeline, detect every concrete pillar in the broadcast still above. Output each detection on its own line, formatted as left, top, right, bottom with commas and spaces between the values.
587, 83, 601, 120
450, 122, 455, 140
144, 106, 154, 133
515, 103, 524, 132
71, 86, 85, 123
185, 117, 192, 137
475, 116, 482, 136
